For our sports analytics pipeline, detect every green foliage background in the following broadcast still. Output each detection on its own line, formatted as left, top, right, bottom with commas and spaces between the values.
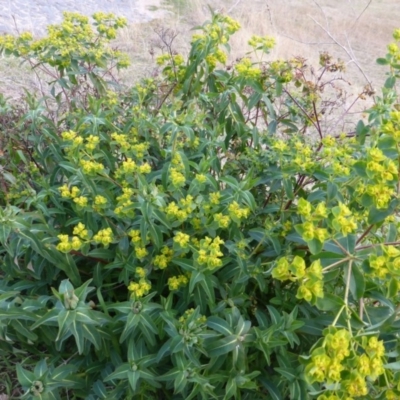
1, 10, 400, 400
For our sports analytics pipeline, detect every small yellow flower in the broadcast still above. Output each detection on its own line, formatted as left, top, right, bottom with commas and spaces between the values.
73, 222, 89, 239
73, 196, 88, 207
209, 192, 221, 205
135, 246, 148, 259
174, 232, 190, 248
93, 227, 113, 246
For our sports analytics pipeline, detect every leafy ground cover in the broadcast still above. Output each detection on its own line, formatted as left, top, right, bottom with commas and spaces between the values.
0, 9, 400, 400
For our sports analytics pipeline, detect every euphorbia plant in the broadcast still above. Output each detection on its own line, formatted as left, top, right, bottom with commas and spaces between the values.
1, 10, 400, 400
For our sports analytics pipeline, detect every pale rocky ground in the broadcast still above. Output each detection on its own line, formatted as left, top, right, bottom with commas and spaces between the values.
0, 0, 166, 35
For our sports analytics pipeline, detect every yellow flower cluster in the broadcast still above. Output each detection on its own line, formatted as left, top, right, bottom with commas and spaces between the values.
248, 35, 276, 52
72, 222, 89, 239
367, 246, 400, 285
131, 143, 149, 159
93, 227, 113, 247
210, 192, 221, 205
56, 234, 82, 252
178, 308, 207, 326
58, 184, 80, 199
228, 201, 250, 220
205, 48, 228, 69
307, 329, 386, 399
73, 196, 88, 207
111, 132, 131, 152
296, 199, 329, 242
269, 60, 293, 83
195, 173, 207, 183
93, 195, 107, 212
272, 257, 324, 303
154, 246, 174, 269
366, 147, 397, 182
114, 187, 134, 217
61, 130, 78, 141
168, 274, 189, 291
169, 153, 186, 188
80, 159, 104, 175
235, 58, 261, 79
128, 229, 148, 259
196, 236, 224, 270
332, 203, 357, 236
128, 279, 151, 299
214, 213, 230, 228
85, 135, 100, 151
292, 141, 315, 171
165, 195, 196, 221
174, 232, 191, 248
366, 184, 395, 209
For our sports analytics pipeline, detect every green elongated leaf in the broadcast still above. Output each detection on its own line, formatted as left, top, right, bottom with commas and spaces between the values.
207, 335, 238, 357
384, 361, 400, 370
283, 178, 294, 200
235, 317, 251, 336
30, 309, 60, 330
107, 301, 132, 314
384, 76, 396, 89
170, 335, 184, 354
140, 312, 158, 335
51, 364, 78, 381
18, 229, 80, 285
128, 371, 140, 391
58, 161, 78, 173
56, 310, 75, 341
120, 313, 140, 343
12, 319, 38, 341
307, 238, 323, 255
224, 377, 236, 400
148, 223, 163, 250
0, 224, 11, 244
241, 190, 256, 212
16, 364, 36, 386
104, 364, 130, 381
316, 293, 344, 311
267, 305, 282, 325
376, 57, 389, 65
275, 367, 297, 382
368, 199, 400, 224
172, 258, 196, 272
248, 227, 268, 244
92, 381, 108, 399
200, 274, 215, 304
70, 320, 85, 354
87, 248, 115, 260
387, 278, 398, 299
34, 359, 48, 377
194, 284, 207, 314
156, 338, 173, 363
347, 263, 365, 300
158, 368, 180, 382
75, 311, 98, 325
174, 371, 188, 394
207, 317, 233, 336
258, 377, 282, 400
337, 235, 356, 254
189, 271, 205, 293
220, 175, 240, 190
387, 223, 397, 243
268, 235, 281, 255
82, 324, 101, 350
153, 209, 172, 229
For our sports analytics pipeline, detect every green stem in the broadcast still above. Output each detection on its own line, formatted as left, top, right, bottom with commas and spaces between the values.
332, 305, 345, 327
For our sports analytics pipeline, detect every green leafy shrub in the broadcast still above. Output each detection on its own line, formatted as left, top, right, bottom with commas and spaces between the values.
1, 11, 400, 400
